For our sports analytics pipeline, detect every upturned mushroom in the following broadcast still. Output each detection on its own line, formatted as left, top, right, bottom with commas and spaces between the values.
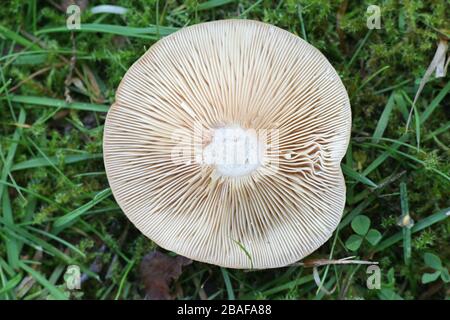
103, 20, 351, 269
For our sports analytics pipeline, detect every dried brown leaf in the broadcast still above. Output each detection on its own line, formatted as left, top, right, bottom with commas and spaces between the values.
140, 251, 191, 300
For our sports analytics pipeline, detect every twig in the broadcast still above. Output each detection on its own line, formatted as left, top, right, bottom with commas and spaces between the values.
291, 256, 379, 268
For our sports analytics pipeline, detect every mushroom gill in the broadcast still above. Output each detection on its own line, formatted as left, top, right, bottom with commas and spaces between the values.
103, 20, 351, 269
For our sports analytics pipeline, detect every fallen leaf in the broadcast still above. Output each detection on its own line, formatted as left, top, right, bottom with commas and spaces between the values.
140, 251, 191, 300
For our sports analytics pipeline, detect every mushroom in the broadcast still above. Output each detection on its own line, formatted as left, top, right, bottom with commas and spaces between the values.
103, 20, 351, 269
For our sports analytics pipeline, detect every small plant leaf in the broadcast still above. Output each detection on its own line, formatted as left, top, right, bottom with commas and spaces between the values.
378, 288, 404, 300
424, 252, 442, 270
351, 215, 371, 235
421, 271, 441, 284
440, 268, 450, 283
366, 229, 382, 246
345, 234, 363, 251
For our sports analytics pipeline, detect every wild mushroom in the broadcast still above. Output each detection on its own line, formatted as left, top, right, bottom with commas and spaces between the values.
103, 20, 351, 269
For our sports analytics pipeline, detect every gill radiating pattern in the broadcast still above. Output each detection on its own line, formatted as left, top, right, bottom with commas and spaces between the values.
103, 20, 351, 269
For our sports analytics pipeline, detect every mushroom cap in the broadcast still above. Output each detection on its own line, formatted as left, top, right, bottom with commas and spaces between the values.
103, 20, 351, 269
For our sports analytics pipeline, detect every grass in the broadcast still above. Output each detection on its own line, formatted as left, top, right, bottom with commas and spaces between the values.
0, 0, 449, 300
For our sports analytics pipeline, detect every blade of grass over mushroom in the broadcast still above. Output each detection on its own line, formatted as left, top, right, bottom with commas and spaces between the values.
6, 95, 109, 112
197, 0, 236, 10
17, 261, 67, 300
374, 207, 449, 252
341, 163, 377, 188
372, 92, 396, 143
220, 268, 235, 300
36, 24, 178, 40
53, 188, 112, 230
11, 153, 103, 171
231, 239, 253, 269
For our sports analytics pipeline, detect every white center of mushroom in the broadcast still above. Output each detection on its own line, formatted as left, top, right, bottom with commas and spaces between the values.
202, 126, 263, 177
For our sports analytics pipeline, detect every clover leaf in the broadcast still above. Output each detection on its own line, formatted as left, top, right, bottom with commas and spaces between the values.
421, 252, 449, 284
346, 215, 382, 251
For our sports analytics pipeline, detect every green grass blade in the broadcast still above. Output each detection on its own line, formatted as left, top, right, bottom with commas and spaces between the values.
231, 239, 253, 269
361, 134, 409, 176
0, 273, 21, 297
256, 275, 314, 298
11, 153, 103, 171
6, 95, 109, 112
0, 25, 40, 50
53, 188, 112, 229
374, 207, 449, 252
27, 138, 75, 186
0, 108, 26, 203
114, 259, 135, 300
413, 99, 421, 151
341, 163, 378, 188
2, 192, 19, 270
364, 142, 450, 181
399, 183, 412, 265
0, 217, 72, 262
420, 80, 450, 124
220, 267, 235, 300
346, 29, 373, 69
197, 0, 235, 11
372, 92, 396, 143
0, 179, 67, 211
18, 261, 68, 300
36, 23, 178, 39
26, 226, 86, 258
